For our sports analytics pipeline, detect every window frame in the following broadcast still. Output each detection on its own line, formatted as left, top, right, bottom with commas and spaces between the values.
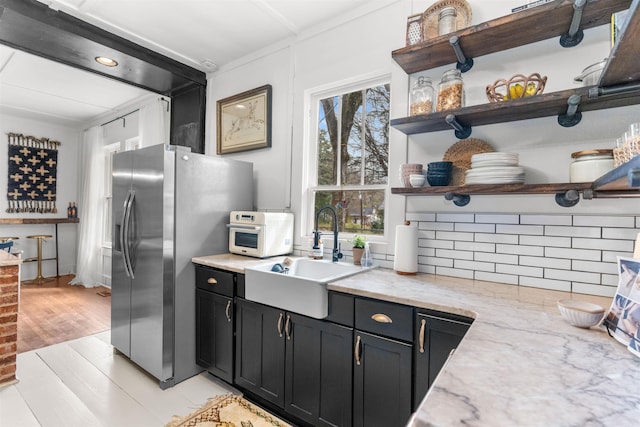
304, 73, 391, 244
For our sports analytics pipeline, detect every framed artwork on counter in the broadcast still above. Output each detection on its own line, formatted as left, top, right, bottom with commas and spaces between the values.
216, 84, 272, 155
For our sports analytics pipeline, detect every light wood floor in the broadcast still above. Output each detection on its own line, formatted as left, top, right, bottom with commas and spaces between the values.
18, 275, 112, 353
0, 331, 237, 427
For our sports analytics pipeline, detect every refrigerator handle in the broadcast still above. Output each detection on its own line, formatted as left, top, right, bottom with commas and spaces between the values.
122, 190, 135, 279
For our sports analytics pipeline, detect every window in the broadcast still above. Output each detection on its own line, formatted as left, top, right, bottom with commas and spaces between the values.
309, 78, 390, 237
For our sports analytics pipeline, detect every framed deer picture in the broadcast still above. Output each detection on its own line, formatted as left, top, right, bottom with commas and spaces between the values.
216, 84, 272, 154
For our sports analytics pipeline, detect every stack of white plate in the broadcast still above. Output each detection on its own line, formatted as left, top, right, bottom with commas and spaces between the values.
465, 152, 524, 184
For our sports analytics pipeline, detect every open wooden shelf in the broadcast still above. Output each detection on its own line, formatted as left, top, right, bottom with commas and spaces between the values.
390, 85, 640, 135
392, 0, 631, 75
391, 182, 592, 196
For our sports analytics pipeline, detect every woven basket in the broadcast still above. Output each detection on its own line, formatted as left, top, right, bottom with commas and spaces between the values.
486, 73, 547, 102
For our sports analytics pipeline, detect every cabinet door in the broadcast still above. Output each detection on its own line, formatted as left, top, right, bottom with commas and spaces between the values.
235, 298, 286, 407
413, 313, 470, 410
353, 331, 412, 427
195, 289, 234, 383
285, 313, 353, 427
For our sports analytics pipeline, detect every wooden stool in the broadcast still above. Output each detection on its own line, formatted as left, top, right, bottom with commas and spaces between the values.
24, 234, 54, 284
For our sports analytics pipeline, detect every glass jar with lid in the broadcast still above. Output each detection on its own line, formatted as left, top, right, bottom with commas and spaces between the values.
436, 69, 465, 112
409, 76, 435, 116
438, 7, 457, 35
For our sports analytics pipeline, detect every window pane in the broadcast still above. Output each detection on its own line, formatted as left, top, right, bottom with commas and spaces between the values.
365, 84, 389, 185
342, 91, 363, 185
313, 190, 385, 236
318, 96, 338, 185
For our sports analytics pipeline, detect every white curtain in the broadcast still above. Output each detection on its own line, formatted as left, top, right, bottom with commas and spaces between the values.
139, 98, 168, 147
70, 126, 105, 287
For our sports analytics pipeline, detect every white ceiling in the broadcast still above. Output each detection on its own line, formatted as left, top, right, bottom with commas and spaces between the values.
0, 0, 397, 127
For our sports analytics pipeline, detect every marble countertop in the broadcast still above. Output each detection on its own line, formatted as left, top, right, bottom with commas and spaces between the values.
192, 254, 640, 426
0, 250, 22, 267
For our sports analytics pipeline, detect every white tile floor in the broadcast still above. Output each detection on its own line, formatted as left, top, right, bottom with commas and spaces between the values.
0, 331, 237, 427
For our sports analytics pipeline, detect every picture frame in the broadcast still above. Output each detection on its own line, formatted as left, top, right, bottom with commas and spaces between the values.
216, 84, 272, 155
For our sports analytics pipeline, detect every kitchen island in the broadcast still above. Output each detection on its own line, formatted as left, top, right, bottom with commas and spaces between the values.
193, 254, 640, 426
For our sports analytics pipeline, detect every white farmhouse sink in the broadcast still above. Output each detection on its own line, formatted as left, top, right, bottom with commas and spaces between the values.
244, 258, 373, 319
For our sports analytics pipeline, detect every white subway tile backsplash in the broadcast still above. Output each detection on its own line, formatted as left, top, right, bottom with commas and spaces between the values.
475, 214, 519, 224
422, 256, 453, 267
520, 276, 571, 292
436, 213, 475, 223
455, 259, 494, 272
419, 222, 454, 231
572, 237, 634, 252
519, 235, 571, 248
496, 224, 543, 235
601, 274, 620, 287
455, 223, 495, 233
545, 226, 600, 238
519, 256, 571, 270
475, 252, 518, 265
602, 227, 640, 240
475, 233, 519, 244
572, 260, 618, 275
571, 282, 616, 297
435, 248, 474, 260
545, 268, 601, 284
406, 213, 436, 222
409, 212, 636, 297
435, 231, 474, 242
520, 215, 572, 226
455, 241, 495, 253
421, 239, 454, 249
573, 216, 635, 228
435, 266, 474, 279
475, 271, 518, 285
496, 244, 543, 257
496, 263, 543, 277
545, 247, 601, 261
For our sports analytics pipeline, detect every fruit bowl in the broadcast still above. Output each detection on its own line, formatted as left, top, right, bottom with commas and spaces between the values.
486, 73, 547, 102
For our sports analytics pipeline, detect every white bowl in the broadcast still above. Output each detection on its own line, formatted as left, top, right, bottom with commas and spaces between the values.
557, 299, 605, 328
409, 174, 425, 187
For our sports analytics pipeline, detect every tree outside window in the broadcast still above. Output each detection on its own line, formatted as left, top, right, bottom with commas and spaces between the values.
314, 82, 389, 236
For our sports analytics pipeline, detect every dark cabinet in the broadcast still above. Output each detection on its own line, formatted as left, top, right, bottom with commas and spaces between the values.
195, 266, 236, 383
413, 312, 472, 410
235, 298, 353, 427
353, 331, 412, 427
353, 297, 414, 427
234, 298, 286, 406
285, 313, 353, 427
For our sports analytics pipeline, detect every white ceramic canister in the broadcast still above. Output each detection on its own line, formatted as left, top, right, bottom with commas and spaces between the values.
569, 149, 614, 182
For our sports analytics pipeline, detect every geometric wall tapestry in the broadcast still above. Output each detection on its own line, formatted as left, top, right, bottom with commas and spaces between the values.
6, 132, 61, 213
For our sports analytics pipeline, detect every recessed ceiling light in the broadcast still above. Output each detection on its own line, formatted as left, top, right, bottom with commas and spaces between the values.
95, 56, 118, 67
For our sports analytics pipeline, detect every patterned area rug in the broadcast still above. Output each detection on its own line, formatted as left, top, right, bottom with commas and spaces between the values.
165, 394, 292, 427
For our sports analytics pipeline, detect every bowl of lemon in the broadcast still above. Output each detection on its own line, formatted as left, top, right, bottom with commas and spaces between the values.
486, 73, 547, 102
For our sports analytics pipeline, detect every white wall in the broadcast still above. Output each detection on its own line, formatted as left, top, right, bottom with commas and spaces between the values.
0, 113, 80, 279
203, 0, 640, 296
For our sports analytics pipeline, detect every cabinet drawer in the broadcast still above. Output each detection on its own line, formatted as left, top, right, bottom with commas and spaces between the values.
326, 291, 354, 327
195, 266, 234, 297
355, 298, 413, 342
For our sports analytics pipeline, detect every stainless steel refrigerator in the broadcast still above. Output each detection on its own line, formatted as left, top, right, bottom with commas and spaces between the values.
111, 144, 252, 389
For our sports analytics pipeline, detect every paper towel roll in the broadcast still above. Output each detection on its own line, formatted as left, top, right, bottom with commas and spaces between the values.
394, 222, 418, 275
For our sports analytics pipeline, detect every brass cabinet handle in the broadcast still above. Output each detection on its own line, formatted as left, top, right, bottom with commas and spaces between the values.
277, 312, 284, 337
371, 313, 393, 323
285, 314, 292, 340
225, 301, 232, 322
207, 278, 217, 284
419, 318, 426, 353
355, 335, 361, 366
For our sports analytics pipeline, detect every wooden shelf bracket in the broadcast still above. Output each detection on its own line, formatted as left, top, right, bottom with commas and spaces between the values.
445, 114, 472, 138
557, 94, 582, 127
560, 0, 587, 47
449, 36, 474, 72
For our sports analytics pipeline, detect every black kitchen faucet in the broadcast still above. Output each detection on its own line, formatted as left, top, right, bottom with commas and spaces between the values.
314, 205, 343, 262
